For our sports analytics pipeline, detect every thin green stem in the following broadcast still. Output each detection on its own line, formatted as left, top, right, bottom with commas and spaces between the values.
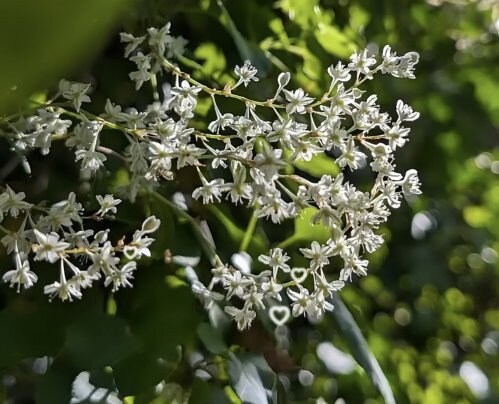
239, 210, 258, 252
275, 234, 298, 250
57, 107, 141, 137
159, 56, 286, 109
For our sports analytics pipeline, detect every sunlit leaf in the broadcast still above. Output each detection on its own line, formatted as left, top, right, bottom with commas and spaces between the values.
315, 25, 357, 59
293, 153, 339, 177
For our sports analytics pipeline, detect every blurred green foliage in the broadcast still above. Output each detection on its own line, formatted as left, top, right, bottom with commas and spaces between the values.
0, 0, 498, 403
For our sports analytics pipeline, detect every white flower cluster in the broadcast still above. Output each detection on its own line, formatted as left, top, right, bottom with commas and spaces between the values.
0, 23, 422, 330
0, 186, 159, 301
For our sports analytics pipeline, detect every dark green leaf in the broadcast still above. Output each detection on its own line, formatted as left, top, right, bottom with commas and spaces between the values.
113, 350, 166, 397
189, 378, 232, 404
331, 295, 395, 404
0, 307, 63, 365
117, 268, 200, 359
36, 364, 77, 404
197, 322, 228, 354
271, 375, 287, 404
0, 0, 127, 113
216, 0, 271, 75
65, 313, 141, 370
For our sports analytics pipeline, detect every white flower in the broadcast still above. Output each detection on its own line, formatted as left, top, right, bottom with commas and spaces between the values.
224, 306, 256, 330
173, 144, 206, 169
224, 165, 252, 205
3, 246, 37, 292
119, 32, 146, 58
253, 142, 287, 180
400, 169, 422, 197
87, 242, 119, 276
223, 271, 253, 299
258, 248, 291, 276
44, 260, 82, 302
140, 216, 161, 234
327, 61, 351, 84
335, 137, 366, 170
75, 150, 107, 174
384, 124, 410, 150
33, 230, 70, 263
300, 241, 333, 270
104, 261, 137, 292
192, 177, 224, 204
234, 61, 259, 87
171, 80, 201, 109
0, 24, 424, 331
147, 23, 172, 55
59, 80, 91, 112
287, 286, 312, 317
96, 194, 122, 217
261, 278, 283, 300
396, 100, 420, 122
129, 234, 154, 259
191, 280, 224, 310
348, 49, 376, 78
129, 52, 152, 90
0, 185, 32, 218
283, 88, 314, 114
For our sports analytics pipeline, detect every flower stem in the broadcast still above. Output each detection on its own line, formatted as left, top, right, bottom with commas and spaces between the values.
239, 210, 258, 252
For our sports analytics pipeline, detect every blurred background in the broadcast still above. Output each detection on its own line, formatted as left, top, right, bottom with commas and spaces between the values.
0, 0, 498, 403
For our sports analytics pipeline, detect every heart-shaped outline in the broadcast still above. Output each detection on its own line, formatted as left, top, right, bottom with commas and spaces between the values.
291, 267, 309, 284
269, 305, 290, 326
123, 245, 138, 260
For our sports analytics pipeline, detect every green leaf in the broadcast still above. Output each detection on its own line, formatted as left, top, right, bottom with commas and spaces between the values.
0, 0, 127, 113
315, 25, 357, 59
189, 379, 231, 404
276, 0, 319, 29
278, 207, 330, 248
36, 364, 77, 404
64, 313, 141, 370
349, 4, 371, 33
116, 268, 200, 359
197, 322, 228, 354
113, 351, 166, 397
295, 207, 330, 242
216, 0, 271, 75
293, 153, 339, 177
331, 295, 395, 404
271, 375, 287, 404
208, 205, 266, 254
0, 298, 100, 366
0, 307, 63, 365
227, 353, 268, 404
194, 42, 227, 77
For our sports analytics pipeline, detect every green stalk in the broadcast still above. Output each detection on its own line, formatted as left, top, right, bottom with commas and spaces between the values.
239, 210, 258, 252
